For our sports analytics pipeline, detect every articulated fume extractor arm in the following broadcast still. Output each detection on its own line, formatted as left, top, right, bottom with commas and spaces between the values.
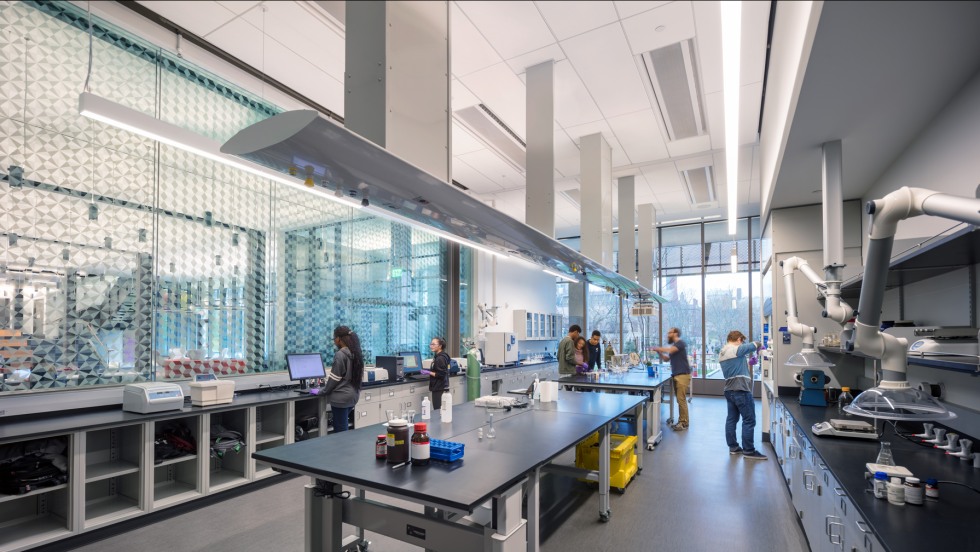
780, 256, 855, 350
846, 187, 980, 380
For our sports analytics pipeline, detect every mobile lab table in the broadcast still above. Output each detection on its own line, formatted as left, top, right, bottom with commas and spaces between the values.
559, 368, 670, 451
252, 391, 646, 552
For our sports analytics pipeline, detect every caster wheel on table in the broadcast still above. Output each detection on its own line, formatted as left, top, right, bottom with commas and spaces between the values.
615, 487, 625, 495
599, 511, 611, 523
647, 444, 655, 451
356, 540, 371, 551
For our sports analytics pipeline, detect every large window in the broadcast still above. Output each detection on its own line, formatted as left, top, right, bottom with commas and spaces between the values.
659, 224, 704, 375
0, 2, 452, 393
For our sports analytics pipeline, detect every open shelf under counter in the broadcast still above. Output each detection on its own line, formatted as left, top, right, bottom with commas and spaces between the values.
153, 454, 197, 468
0, 514, 71, 551
0, 483, 69, 505
85, 460, 140, 482
254, 431, 285, 445
208, 469, 248, 492
153, 480, 199, 507
84, 494, 141, 526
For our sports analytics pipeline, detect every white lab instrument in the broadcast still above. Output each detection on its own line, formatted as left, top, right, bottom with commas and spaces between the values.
188, 379, 236, 406
865, 463, 913, 479
484, 332, 517, 366
811, 419, 879, 440
474, 395, 518, 408
123, 383, 184, 414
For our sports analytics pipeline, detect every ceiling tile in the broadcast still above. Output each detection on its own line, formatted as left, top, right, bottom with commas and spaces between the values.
452, 79, 481, 110
456, 1, 556, 60
139, 1, 236, 37
217, 1, 260, 15
614, 1, 673, 20
606, 109, 670, 164
505, 44, 566, 75
451, 2, 504, 77
640, 163, 685, 197
535, 1, 619, 41
560, 22, 650, 119
241, 1, 345, 81
458, 62, 528, 138
692, 0, 723, 95
621, 1, 696, 55
457, 149, 526, 190
665, 134, 712, 157
704, 90, 724, 149
553, 60, 604, 128
452, 123, 486, 156
452, 157, 503, 193
564, 120, 630, 168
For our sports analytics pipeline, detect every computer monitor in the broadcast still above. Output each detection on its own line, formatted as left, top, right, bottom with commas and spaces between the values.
286, 353, 326, 389
397, 351, 423, 375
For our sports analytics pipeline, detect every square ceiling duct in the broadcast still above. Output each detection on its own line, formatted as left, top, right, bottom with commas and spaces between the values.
680, 165, 717, 209
453, 104, 526, 173
639, 39, 706, 142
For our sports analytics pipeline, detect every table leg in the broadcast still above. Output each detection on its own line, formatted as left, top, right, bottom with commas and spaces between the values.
598, 423, 610, 522
635, 403, 644, 472
306, 480, 343, 552
526, 467, 540, 552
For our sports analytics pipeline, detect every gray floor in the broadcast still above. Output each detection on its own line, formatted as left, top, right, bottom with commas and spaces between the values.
67, 396, 809, 552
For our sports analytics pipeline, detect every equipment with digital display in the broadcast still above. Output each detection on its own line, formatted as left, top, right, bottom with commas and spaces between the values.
397, 351, 423, 376
376, 356, 404, 381
812, 419, 879, 440
286, 353, 326, 389
188, 379, 236, 406
123, 383, 184, 414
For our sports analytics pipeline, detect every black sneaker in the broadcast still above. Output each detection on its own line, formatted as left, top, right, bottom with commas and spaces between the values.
729, 446, 743, 455
742, 450, 768, 460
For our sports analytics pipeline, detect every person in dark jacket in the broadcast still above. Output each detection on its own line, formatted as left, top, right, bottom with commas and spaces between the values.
323, 326, 364, 432
428, 336, 451, 410
587, 330, 602, 370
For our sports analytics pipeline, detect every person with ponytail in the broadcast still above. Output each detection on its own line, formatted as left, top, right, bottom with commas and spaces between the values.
323, 325, 365, 432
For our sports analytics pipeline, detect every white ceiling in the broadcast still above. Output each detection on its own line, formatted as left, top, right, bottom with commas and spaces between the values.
136, 0, 771, 238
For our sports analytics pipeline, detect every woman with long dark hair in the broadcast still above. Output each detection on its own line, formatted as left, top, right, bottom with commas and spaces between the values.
322, 325, 365, 432
428, 336, 451, 410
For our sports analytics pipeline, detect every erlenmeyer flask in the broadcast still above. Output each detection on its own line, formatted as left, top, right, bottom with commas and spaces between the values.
876, 441, 895, 466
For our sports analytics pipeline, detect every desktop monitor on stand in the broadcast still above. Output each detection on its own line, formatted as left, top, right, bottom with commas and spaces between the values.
286, 353, 326, 389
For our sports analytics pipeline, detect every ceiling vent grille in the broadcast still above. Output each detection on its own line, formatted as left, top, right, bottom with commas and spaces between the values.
453, 104, 526, 173
639, 39, 706, 142
680, 165, 717, 209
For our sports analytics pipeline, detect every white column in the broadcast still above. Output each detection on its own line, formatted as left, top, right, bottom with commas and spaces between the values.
637, 204, 655, 291
580, 133, 613, 268
525, 61, 555, 237
344, 1, 450, 180
617, 176, 636, 280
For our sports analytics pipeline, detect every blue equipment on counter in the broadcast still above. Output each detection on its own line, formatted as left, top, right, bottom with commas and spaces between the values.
799, 369, 829, 407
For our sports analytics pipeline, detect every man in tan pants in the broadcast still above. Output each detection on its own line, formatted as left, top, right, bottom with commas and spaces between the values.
653, 327, 692, 431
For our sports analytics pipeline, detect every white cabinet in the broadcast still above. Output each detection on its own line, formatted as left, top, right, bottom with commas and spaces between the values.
151, 416, 202, 508
0, 435, 72, 552
514, 310, 562, 341
253, 404, 288, 480
82, 424, 144, 529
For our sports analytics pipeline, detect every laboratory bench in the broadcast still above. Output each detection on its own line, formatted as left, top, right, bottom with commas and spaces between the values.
769, 389, 980, 552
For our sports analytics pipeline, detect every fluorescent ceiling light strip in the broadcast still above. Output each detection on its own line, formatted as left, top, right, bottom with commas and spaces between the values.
543, 268, 579, 284
363, 205, 508, 259
77, 92, 360, 209
721, 1, 741, 235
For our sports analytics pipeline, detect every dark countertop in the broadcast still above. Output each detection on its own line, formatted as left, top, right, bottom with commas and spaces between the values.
558, 367, 671, 390
0, 389, 319, 444
253, 391, 645, 512
779, 399, 980, 552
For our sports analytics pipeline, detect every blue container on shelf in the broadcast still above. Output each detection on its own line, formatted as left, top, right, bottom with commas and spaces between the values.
429, 439, 465, 463
647, 365, 657, 377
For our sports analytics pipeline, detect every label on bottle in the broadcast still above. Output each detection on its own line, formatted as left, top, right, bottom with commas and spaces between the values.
411, 442, 430, 462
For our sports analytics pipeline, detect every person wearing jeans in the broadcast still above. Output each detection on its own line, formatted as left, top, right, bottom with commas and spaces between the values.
719, 330, 765, 460
653, 327, 692, 431
323, 326, 365, 432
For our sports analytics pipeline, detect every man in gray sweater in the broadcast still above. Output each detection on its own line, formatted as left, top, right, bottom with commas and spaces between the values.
558, 325, 582, 376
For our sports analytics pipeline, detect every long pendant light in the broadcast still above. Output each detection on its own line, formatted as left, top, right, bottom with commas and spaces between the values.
721, 1, 742, 235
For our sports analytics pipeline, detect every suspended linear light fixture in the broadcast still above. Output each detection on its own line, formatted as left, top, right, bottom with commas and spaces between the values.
721, 1, 742, 235
77, 93, 360, 209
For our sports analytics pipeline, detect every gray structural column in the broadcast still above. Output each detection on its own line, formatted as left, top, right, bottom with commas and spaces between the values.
637, 204, 655, 291
345, 1, 450, 181
617, 176, 636, 280
821, 140, 844, 279
525, 61, 555, 237
568, 281, 587, 332
580, 133, 613, 269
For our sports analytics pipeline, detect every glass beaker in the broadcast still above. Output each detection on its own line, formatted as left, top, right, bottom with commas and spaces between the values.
487, 412, 496, 439
407, 409, 416, 424
876, 441, 895, 466
385, 409, 396, 423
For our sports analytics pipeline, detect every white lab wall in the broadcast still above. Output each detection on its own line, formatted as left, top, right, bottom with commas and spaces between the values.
862, 68, 980, 245
474, 251, 558, 356
768, 201, 865, 390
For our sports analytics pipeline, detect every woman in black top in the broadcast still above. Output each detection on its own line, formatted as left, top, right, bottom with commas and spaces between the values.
323, 326, 365, 432
428, 337, 451, 410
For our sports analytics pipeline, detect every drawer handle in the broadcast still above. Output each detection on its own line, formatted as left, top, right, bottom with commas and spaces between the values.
834, 487, 846, 497
855, 520, 871, 534
365, 394, 371, 401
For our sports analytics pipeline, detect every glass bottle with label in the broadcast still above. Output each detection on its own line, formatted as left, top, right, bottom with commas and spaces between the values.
411, 423, 430, 466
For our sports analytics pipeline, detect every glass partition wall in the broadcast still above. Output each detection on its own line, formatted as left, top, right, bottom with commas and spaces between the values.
0, 1, 451, 394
